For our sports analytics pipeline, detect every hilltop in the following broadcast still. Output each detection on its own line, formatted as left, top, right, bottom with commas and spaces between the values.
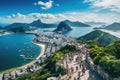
29, 20, 57, 28
78, 30, 119, 45
54, 21, 72, 33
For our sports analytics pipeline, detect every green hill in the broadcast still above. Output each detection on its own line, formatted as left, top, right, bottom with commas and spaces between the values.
7, 26, 34, 33
16, 45, 78, 80
78, 30, 119, 45
88, 40, 120, 78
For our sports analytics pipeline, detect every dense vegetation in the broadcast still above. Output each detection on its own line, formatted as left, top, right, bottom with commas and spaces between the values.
16, 45, 78, 80
88, 40, 120, 78
7, 26, 34, 33
78, 30, 119, 46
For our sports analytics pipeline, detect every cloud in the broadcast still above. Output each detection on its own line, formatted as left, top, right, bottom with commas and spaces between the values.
34, 0, 53, 10
64, 12, 120, 23
0, 12, 119, 24
84, 0, 120, 13
0, 13, 67, 24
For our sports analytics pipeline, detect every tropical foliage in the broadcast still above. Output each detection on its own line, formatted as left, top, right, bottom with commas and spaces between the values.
88, 40, 120, 78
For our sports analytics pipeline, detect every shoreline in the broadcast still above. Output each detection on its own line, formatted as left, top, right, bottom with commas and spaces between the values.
0, 42, 46, 74
19, 42, 46, 69
0, 32, 12, 36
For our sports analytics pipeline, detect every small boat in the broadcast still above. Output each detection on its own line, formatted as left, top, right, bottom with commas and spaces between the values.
20, 55, 25, 57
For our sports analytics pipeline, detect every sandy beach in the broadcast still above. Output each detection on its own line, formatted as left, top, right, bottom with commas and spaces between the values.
20, 42, 46, 68
1, 42, 46, 74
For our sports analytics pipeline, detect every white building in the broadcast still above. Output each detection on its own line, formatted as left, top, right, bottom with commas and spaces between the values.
0, 74, 3, 80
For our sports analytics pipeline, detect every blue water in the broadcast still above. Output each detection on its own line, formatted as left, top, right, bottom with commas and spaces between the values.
63, 27, 93, 38
38, 27, 120, 38
0, 26, 120, 72
38, 27, 94, 38
0, 33, 41, 72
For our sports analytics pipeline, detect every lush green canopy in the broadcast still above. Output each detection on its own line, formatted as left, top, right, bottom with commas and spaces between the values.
88, 40, 120, 78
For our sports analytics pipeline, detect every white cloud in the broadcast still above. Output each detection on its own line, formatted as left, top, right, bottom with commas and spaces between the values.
0, 13, 67, 24
34, 0, 53, 10
64, 12, 120, 23
84, 0, 120, 12
0, 12, 119, 24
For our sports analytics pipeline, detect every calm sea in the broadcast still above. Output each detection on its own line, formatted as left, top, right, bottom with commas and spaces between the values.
0, 33, 40, 72
0, 26, 120, 72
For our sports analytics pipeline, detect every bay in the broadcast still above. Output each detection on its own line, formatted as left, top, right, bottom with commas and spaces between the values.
0, 33, 41, 72
1, 26, 120, 72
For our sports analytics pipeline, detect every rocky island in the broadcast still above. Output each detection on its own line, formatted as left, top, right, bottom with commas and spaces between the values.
54, 21, 72, 33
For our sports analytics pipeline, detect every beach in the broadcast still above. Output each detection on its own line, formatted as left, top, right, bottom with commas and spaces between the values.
1, 42, 46, 74
20, 42, 46, 68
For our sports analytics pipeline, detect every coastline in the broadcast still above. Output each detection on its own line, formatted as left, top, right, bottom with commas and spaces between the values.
0, 32, 12, 36
0, 42, 46, 74
19, 42, 46, 69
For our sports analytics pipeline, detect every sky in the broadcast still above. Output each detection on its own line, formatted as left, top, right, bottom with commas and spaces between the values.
0, 0, 120, 25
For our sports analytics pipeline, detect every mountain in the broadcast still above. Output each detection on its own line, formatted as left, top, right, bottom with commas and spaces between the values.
85, 22, 106, 25
64, 20, 91, 27
5, 23, 28, 30
54, 21, 72, 33
29, 20, 57, 28
104, 22, 120, 31
5, 19, 57, 30
78, 30, 119, 45
6, 26, 34, 33
4, 19, 57, 32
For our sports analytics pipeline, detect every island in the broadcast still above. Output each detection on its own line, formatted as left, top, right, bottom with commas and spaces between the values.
53, 21, 72, 33
104, 22, 120, 31
94, 22, 120, 31
64, 20, 91, 27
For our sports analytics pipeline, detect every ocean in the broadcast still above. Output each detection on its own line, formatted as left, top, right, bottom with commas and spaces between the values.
0, 26, 120, 72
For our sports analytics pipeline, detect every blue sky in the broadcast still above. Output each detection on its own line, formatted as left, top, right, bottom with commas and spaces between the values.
0, 0, 120, 24
0, 0, 89, 16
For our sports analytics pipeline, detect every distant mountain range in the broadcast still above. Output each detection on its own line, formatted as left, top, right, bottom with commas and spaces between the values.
29, 20, 57, 28
7, 26, 35, 33
78, 30, 119, 45
94, 22, 120, 31
5, 23, 28, 30
2, 19, 91, 33
85, 22, 106, 25
104, 22, 120, 31
5, 20, 57, 29
4, 20, 57, 32
54, 21, 72, 33
64, 20, 91, 27
5, 19, 91, 29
